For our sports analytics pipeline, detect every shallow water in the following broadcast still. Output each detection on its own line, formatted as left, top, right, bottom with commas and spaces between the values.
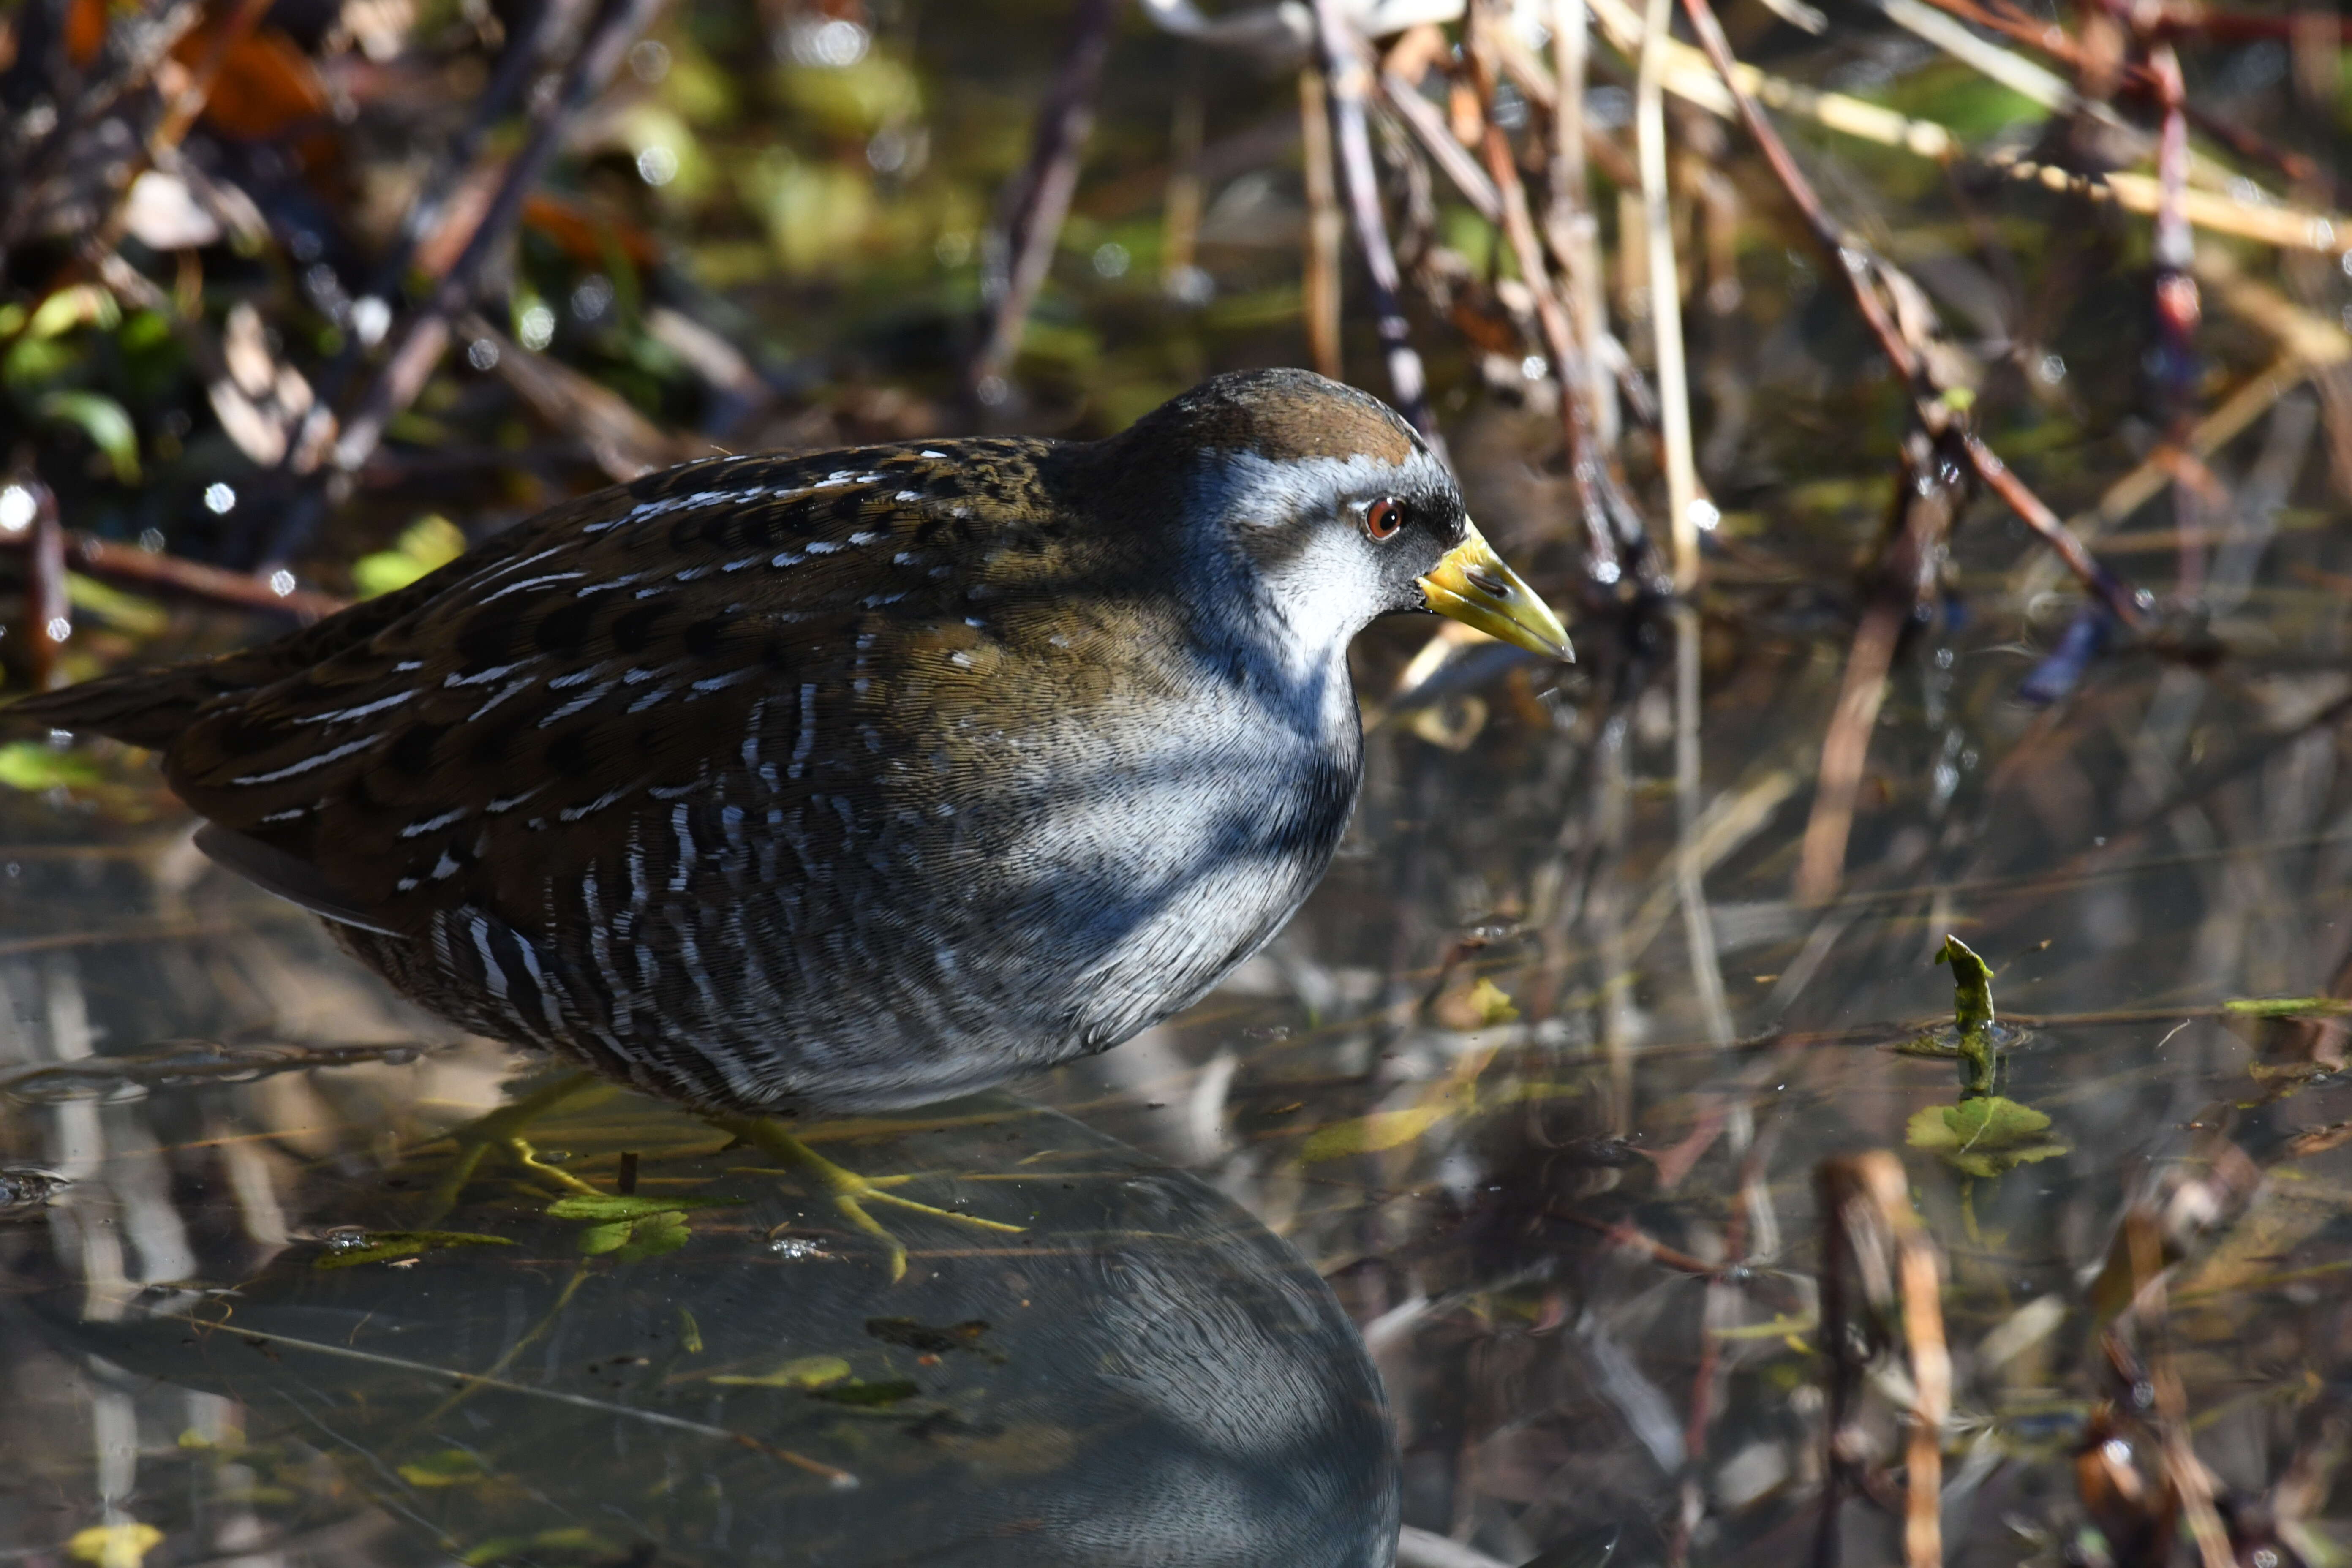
7, 504, 2352, 1565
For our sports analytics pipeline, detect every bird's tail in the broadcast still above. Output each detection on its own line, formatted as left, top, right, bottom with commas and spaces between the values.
7, 664, 225, 749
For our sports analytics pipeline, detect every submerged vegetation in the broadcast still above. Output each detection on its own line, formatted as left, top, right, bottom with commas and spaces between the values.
5, 0, 2352, 1565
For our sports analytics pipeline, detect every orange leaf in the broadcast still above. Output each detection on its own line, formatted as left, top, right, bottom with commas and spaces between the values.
65, 0, 108, 66
172, 27, 325, 141
523, 192, 660, 269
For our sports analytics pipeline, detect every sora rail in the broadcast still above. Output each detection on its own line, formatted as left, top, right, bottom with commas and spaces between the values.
21, 370, 1568, 1113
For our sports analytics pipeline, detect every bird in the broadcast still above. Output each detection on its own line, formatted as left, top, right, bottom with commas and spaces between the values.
18, 368, 1567, 1121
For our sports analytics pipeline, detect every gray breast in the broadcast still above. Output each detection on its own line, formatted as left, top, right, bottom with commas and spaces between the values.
351, 653, 1364, 1113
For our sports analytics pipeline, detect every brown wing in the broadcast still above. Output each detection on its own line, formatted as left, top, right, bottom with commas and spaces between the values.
155, 439, 1083, 937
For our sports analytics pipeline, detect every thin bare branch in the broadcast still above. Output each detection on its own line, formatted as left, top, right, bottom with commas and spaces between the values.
46, 532, 342, 621
1300, 68, 1346, 380
1549, 0, 1620, 449
1674, 0, 2150, 628
1462, 7, 1643, 585
293, 0, 597, 451
265, 0, 672, 565
23, 481, 69, 693
1815, 1152, 1949, 1568
1637, 0, 1699, 588
1311, 0, 1440, 445
968, 0, 1120, 406
1377, 69, 1502, 223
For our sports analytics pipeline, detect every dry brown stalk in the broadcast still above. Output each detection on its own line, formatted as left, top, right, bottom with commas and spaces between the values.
1378, 68, 1502, 224
47, 532, 343, 622
1904, 0, 2336, 196
1592, 0, 2352, 254
1813, 1152, 1949, 1568
1548, 0, 1619, 450
1481, 22, 1641, 190
1675, 0, 2148, 638
1636, 0, 1699, 588
460, 315, 718, 484
23, 482, 69, 694
1310, 0, 1440, 444
1299, 69, 1345, 381
968, 0, 1120, 406
1796, 605, 1903, 909
271, 0, 672, 564
1462, 3, 1640, 586
2099, 1216, 2236, 1568
295, 0, 597, 448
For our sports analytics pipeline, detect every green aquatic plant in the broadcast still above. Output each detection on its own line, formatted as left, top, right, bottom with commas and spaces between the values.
1906, 936, 2070, 1180
544, 1192, 742, 1261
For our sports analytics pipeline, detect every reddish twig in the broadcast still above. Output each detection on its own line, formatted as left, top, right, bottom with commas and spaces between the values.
1378, 68, 1502, 223
292, 0, 597, 456
1797, 435, 1968, 901
1463, 3, 1645, 588
60, 534, 344, 621
264, 0, 671, 565
22, 483, 70, 693
1677, 0, 2149, 629
3, 477, 342, 637
1911, 0, 2337, 197
1310, 0, 1441, 445
968, 0, 1119, 406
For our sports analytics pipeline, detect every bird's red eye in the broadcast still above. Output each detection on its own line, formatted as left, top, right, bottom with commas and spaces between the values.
1362, 497, 1403, 540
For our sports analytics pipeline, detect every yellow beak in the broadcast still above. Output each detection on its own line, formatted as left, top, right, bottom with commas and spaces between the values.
1417, 521, 1573, 661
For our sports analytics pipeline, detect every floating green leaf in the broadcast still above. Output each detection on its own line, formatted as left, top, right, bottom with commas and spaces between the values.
1906, 1096, 2072, 1179
395, 1448, 490, 1488
551, 1191, 735, 1259
710, 1354, 852, 1388
575, 1219, 636, 1255
613, 1209, 693, 1260
806, 1377, 920, 1407
1300, 1104, 1449, 1163
313, 1230, 515, 1269
459, 1527, 614, 1566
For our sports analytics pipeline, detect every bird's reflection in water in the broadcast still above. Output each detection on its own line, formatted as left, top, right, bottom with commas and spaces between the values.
9, 1059, 1397, 1568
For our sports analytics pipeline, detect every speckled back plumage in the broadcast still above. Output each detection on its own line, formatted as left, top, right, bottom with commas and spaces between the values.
24, 370, 1466, 1111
